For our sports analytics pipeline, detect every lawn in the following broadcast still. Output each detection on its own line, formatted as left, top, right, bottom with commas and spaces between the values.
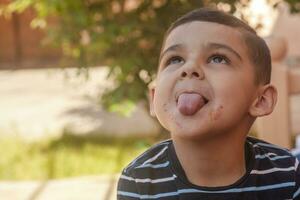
0, 134, 165, 180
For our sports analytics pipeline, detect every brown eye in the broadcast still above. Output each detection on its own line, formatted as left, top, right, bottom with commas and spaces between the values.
166, 56, 184, 66
208, 55, 229, 65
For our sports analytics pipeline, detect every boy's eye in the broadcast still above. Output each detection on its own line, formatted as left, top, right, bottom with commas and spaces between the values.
166, 56, 184, 66
208, 55, 229, 65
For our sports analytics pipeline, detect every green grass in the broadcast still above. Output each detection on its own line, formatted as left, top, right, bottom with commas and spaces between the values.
0, 134, 165, 180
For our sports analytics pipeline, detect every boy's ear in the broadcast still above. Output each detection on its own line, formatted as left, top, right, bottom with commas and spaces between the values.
249, 84, 277, 117
148, 87, 156, 117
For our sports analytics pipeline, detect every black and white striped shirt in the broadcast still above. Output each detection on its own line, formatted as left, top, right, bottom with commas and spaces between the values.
117, 137, 300, 199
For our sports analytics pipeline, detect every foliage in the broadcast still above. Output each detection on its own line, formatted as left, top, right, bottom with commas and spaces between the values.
1, 0, 299, 109
0, 134, 160, 180
284, 0, 300, 13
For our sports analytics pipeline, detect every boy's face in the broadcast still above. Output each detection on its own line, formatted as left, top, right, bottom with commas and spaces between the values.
150, 21, 260, 140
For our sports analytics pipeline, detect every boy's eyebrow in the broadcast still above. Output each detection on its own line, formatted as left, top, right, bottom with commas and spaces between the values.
159, 44, 183, 61
206, 42, 242, 61
159, 43, 242, 62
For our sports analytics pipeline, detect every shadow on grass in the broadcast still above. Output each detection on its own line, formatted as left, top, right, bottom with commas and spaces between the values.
39, 130, 169, 179
46, 131, 154, 150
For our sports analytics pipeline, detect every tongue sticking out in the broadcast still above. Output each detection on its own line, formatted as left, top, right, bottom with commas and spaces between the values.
177, 93, 206, 116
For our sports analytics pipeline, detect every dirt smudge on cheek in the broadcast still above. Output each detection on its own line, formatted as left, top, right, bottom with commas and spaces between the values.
210, 105, 223, 121
163, 103, 168, 112
170, 115, 180, 128
161, 102, 182, 129
169, 111, 183, 129
175, 119, 182, 129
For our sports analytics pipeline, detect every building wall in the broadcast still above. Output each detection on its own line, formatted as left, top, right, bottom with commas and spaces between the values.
0, 0, 14, 63
0, 0, 61, 69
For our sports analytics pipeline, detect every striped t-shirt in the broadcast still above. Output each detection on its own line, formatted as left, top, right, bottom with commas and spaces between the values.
117, 137, 300, 199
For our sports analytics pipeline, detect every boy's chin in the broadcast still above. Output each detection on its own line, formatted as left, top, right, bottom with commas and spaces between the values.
170, 126, 219, 142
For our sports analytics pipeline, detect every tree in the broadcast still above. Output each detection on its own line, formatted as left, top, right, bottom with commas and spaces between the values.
1, 0, 299, 112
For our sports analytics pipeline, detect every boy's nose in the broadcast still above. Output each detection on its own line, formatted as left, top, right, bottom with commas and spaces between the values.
181, 71, 200, 78
180, 65, 205, 80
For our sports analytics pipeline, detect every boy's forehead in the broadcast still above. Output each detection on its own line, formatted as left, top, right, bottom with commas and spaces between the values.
162, 21, 247, 54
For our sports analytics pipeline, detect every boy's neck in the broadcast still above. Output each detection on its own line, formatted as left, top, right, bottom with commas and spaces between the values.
172, 130, 248, 187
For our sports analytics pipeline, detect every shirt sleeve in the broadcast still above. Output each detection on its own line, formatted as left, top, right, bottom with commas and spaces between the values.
117, 169, 140, 200
293, 158, 300, 200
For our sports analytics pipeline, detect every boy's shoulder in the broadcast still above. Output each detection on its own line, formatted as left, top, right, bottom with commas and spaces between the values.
123, 139, 172, 175
246, 136, 297, 169
247, 136, 293, 156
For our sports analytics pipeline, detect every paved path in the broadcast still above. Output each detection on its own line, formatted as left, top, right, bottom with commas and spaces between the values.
0, 67, 159, 141
0, 175, 118, 200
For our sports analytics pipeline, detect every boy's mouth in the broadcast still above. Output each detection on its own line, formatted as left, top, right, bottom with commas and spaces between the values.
176, 92, 209, 116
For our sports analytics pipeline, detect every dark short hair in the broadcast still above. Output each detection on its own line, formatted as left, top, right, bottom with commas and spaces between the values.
162, 8, 271, 85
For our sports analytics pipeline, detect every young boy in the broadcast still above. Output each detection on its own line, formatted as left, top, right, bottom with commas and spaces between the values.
117, 8, 300, 199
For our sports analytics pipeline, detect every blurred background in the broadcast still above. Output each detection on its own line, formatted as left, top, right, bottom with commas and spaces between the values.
1, 0, 300, 199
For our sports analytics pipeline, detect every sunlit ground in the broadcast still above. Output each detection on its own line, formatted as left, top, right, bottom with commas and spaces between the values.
0, 134, 165, 180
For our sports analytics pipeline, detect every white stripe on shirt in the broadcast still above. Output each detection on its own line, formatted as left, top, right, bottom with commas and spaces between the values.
135, 161, 170, 169
255, 153, 291, 161
250, 166, 295, 175
120, 174, 176, 183
140, 146, 168, 166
